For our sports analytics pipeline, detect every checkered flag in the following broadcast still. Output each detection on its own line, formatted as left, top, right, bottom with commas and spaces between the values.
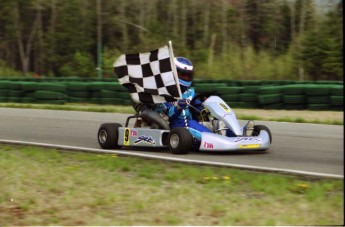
113, 42, 182, 104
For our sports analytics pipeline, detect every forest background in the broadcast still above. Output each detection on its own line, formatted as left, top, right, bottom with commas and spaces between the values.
0, 0, 343, 81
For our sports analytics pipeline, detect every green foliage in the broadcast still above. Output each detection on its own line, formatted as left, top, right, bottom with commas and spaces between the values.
0, 60, 26, 77
59, 51, 95, 77
196, 45, 295, 80
300, 1, 343, 81
101, 48, 122, 78
0, 0, 342, 81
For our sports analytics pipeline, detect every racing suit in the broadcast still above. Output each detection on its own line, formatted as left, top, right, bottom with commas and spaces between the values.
154, 88, 212, 140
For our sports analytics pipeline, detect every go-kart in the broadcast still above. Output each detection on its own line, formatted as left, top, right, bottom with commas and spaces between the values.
97, 94, 272, 154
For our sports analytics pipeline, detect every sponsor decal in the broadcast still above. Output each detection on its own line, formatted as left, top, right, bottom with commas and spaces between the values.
234, 137, 262, 143
131, 130, 138, 137
134, 135, 156, 146
239, 144, 261, 149
218, 102, 231, 113
124, 128, 130, 146
203, 141, 214, 149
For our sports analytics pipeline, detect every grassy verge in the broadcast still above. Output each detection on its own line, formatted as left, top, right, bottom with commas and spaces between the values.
0, 145, 343, 226
0, 102, 136, 114
0, 102, 343, 125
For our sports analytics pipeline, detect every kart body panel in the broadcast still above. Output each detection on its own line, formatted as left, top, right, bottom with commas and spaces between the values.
115, 126, 270, 152
117, 127, 169, 147
199, 131, 271, 151
203, 96, 243, 136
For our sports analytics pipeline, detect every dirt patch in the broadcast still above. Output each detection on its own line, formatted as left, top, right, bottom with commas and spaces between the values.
0, 205, 25, 219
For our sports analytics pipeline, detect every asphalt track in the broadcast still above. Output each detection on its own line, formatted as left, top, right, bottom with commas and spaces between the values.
0, 107, 343, 178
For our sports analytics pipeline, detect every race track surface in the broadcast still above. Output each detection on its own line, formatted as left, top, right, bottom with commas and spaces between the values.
0, 108, 343, 178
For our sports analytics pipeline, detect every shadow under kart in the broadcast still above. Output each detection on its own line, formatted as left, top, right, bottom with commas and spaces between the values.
97, 95, 272, 155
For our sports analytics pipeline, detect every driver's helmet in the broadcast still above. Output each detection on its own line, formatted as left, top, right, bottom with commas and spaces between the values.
174, 56, 193, 93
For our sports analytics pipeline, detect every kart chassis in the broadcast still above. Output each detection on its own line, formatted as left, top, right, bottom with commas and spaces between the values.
98, 96, 272, 154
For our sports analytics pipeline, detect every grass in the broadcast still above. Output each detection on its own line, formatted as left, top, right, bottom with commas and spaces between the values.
0, 102, 343, 125
0, 144, 343, 226
0, 102, 136, 114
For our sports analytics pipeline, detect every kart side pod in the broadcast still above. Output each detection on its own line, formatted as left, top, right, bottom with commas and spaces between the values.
199, 130, 271, 151
117, 127, 170, 147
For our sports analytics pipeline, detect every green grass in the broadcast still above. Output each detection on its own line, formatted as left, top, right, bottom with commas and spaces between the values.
0, 102, 136, 114
234, 113, 343, 125
271, 117, 343, 125
0, 144, 343, 226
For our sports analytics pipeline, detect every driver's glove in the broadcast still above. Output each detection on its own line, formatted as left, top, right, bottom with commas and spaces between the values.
177, 99, 188, 109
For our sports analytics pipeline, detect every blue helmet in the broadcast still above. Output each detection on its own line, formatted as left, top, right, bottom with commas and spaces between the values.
174, 57, 194, 92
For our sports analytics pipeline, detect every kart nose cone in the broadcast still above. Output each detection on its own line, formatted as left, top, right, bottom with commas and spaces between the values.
199, 130, 271, 152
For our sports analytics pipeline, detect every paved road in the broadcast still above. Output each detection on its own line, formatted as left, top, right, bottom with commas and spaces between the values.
0, 108, 343, 177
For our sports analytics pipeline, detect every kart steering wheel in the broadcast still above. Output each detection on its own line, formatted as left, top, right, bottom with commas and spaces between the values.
190, 92, 213, 107
189, 92, 213, 121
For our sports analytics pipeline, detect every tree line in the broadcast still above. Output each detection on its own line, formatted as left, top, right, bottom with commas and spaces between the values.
0, 0, 342, 81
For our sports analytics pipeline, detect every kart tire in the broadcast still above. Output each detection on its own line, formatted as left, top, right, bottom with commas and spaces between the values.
168, 127, 193, 154
253, 125, 272, 143
98, 123, 122, 149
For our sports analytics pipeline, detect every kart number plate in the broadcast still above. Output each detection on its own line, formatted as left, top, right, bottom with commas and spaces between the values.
124, 128, 130, 146
218, 102, 231, 113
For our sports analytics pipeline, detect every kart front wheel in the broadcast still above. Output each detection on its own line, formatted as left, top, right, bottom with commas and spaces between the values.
98, 123, 122, 149
168, 127, 193, 154
253, 125, 272, 143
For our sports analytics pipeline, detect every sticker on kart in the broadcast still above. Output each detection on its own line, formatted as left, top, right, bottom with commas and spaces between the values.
124, 128, 130, 146
218, 102, 231, 113
234, 137, 262, 143
134, 135, 156, 146
239, 144, 261, 149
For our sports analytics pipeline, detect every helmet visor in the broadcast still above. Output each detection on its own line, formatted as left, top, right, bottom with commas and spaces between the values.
178, 71, 193, 82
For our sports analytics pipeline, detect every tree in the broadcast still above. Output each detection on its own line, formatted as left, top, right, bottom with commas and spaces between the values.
0, 0, 342, 81
320, 1, 343, 80
59, 51, 94, 77
53, 0, 95, 76
6, 0, 39, 75
300, 1, 343, 80
244, 0, 283, 53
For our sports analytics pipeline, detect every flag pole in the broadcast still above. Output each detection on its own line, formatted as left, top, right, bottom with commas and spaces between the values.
169, 41, 188, 128
168, 41, 182, 99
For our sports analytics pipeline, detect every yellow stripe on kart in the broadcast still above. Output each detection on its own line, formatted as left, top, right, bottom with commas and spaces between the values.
239, 144, 261, 149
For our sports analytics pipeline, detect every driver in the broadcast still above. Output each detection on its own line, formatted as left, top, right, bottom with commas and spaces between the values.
154, 57, 212, 140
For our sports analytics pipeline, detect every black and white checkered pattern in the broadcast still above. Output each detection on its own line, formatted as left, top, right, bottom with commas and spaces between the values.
113, 44, 181, 104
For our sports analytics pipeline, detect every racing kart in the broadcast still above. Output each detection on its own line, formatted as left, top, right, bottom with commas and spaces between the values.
97, 94, 272, 154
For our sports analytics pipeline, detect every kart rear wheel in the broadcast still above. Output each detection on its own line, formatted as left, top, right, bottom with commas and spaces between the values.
168, 127, 193, 154
253, 125, 272, 143
98, 123, 122, 149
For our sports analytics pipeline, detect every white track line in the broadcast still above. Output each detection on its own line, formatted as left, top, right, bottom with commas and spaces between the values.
0, 139, 343, 179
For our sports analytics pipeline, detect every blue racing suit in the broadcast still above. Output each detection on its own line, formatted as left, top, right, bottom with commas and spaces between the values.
154, 88, 212, 140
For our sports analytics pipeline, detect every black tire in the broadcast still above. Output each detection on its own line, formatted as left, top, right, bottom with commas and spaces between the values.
252, 125, 272, 144
168, 127, 193, 154
97, 123, 122, 149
